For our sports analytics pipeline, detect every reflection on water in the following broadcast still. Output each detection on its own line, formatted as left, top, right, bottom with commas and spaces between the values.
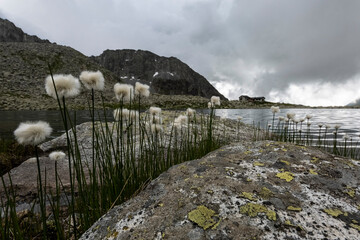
202, 108, 360, 139
1, 108, 360, 140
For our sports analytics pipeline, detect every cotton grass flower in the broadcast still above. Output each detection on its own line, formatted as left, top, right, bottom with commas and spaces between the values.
135, 82, 150, 98
49, 151, 66, 161
208, 102, 213, 109
14, 121, 52, 146
306, 114, 312, 120
114, 83, 134, 102
151, 124, 163, 133
238, 116, 243, 121
211, 96, 220, 106
45, 74, 81, 99
149, 106, 161, 116
151, 115, 163, 125
334, 125, 341, 130
79, 70, 105, 91
286, 113, 295, 120
271, 106, 280, 114
113, 108, 138, 121
186, 108, 196, 117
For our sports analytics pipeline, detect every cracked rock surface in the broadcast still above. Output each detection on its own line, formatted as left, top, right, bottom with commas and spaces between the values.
81, 140, 360, 240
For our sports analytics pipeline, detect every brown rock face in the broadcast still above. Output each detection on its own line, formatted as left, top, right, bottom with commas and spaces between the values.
0, 17, 50, 43
81, 141, 360, 239
91, 49, 227, 100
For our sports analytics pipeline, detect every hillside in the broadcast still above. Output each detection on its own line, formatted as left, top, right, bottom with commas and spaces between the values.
0, 42, 120, 110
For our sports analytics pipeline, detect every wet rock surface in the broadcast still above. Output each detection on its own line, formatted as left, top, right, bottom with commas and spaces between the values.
81, 141, 360, 240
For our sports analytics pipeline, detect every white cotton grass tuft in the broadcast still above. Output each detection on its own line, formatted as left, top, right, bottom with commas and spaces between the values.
270, 106, 280, 114
151, 115, 163, 125
149, 106, 161, 116
210, 96, 220, 106
286, 113, 296, 120
306, 114, 312, 120
343, 134, 350, 140
14, 121, 52, 146
186, 108, 196, 117
151, 123, 163, 133
174, 115, 188, 129
135, 82, 150, 98
49, 151, 66, 161
113, 108, 138, 121
45, 74, 81, 99
207, 102, 213, 109
238, 116, 243, 121
79, 70, 105, 91
114, 83, 134, 102
279, 116, 285, 121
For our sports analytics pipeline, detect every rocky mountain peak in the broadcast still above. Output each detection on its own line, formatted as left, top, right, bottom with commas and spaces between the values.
92, 49, 227, 100
0, 17, 50, 43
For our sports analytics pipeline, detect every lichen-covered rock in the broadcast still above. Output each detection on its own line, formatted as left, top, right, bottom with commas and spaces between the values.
81, 141, 360, 240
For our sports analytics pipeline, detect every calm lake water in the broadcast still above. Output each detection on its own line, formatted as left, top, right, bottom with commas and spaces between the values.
1, 108, 360, 140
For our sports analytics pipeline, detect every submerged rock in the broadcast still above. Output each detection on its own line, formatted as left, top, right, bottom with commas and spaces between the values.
81, 141, 360, 239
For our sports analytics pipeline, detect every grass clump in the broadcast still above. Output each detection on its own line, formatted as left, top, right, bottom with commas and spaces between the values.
0, 66, 224, 239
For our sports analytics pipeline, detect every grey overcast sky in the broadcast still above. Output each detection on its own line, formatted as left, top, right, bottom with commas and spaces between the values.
1, 0, 360, 106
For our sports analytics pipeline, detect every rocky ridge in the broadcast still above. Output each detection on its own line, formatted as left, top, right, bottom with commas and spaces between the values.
91, 49, 227, 100
0, 17, 50, 43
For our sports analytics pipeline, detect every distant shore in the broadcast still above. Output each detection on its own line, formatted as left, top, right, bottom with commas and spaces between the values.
0, 93, 355, 111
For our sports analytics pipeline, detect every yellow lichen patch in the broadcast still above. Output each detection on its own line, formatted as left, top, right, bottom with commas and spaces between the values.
207, 190, 214, 194
300, 146, 307, 150
266, 210, 277, 221
179, 165, 188, 170
350, 223, 360, 231
188, 205, 218, 230
287, 206, 302, 212
184, 178, 190, 182
240, 203, 276, 221
346, 188, 356, 198
352, 220, 359, 224
259, 149, 264, 153
323, 208, 343, 217
246, 178, 252, 182
276, 171, 294, 182
240, 192, 257, 201
311, 157, 319, 163
158, 203, 164, 207
260, 187, 273, 199
240, 203, 267, 217
309, 169, 318, 175
344, 212, 349, 217
358, 205, 360, 210
266, 143, 271, 147
253, 162, 264, 167
193, 174, 203, 179
284, 220, 295, 227
211, 218, 222, 230
281, 148, 287, 152
244, 150, 253, 155
280, 160, 290, 165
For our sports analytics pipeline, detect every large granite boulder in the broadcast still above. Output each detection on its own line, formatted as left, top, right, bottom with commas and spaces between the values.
81, 141, 360, 239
